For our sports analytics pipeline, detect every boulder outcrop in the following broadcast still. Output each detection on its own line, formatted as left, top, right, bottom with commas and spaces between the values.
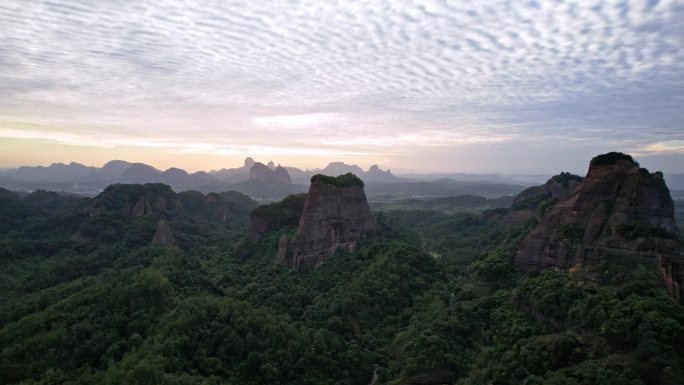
288, 173, 376, 268
515, 152, 683, 299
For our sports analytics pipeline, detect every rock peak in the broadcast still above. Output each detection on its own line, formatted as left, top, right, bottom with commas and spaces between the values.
288, 173, 375, 268
515, 152, 683, 299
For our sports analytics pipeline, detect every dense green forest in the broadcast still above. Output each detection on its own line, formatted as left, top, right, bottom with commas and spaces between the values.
1, 185, 683, 385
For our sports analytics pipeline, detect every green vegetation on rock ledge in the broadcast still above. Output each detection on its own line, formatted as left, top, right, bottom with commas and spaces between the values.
310, 172, 364, 188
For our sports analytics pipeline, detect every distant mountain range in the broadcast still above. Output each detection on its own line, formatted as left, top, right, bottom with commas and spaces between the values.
0, 158, 405, 199
210, 157, 399, 185
5, 157, 677, 201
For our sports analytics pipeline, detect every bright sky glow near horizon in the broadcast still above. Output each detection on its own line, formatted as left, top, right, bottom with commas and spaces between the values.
0, 0, 683, 174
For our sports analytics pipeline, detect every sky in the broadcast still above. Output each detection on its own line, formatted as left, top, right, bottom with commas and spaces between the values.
0, 0, 683, 174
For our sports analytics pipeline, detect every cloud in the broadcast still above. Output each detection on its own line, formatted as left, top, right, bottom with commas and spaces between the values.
253, 113, 343, 130
634, 140, 684, 156
0, 126, 377, 159
0, 0, 682, 171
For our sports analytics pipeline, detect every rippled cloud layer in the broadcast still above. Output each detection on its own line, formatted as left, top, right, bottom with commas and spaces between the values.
0, 0, 682, 172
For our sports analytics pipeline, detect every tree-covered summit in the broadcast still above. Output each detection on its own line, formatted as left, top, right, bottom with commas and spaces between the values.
310, 172, 365, 188
590, 151, 639, 167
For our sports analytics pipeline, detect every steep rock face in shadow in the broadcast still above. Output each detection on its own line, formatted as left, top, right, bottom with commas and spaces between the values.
515, 152, 683, 299
288, 173, 376, 269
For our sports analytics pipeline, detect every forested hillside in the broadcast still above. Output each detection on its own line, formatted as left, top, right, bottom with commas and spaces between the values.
1, 179, 683, 385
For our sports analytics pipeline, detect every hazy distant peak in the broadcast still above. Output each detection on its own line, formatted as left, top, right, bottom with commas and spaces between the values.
164, 167, 189, 176
128, 163, 161, 172
116, 163, 162, 184
102, 160, 131, 167
367, 164, 392, 174
322, 162, 364, 176
99, 160, 133, 180
249, 162, 291, 184
46, 162, 87, 168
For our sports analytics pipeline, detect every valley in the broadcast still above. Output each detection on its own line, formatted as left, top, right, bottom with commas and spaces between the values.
0, 152, 682, 385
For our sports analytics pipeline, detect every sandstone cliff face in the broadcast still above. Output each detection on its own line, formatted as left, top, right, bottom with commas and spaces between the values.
515, 153, 683, 299
151, 219, 178, 246
289, 174, 376, 268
